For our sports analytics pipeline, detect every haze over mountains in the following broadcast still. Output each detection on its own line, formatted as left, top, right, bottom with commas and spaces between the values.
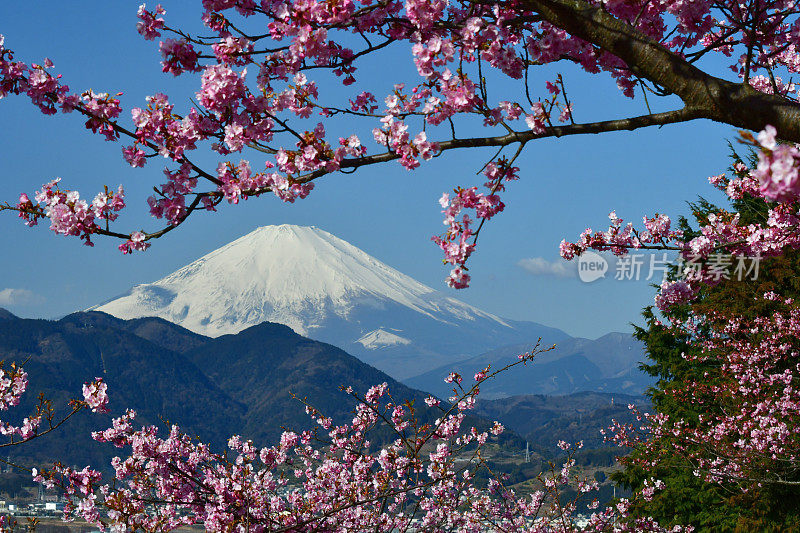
93, 225, 571, 379
476, 391, 649, 453
408, 333, 653, 399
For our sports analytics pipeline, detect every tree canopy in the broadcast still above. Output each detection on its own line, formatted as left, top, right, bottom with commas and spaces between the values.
3, 0, 800, 285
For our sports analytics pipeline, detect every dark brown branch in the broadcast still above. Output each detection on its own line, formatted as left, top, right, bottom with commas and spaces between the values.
294, 106, 703, 184
521, 0, 800, 141
2, 106, 698, 244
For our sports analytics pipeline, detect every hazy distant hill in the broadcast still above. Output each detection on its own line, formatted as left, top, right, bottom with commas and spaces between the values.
475, 391, 650, 454
92, 225, 570, 379
406, 333, 654, 399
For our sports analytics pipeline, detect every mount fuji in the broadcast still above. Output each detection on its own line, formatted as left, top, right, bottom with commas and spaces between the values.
92, 225, 569, 379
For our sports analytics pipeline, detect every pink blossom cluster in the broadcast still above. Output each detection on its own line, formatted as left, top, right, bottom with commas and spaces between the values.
348, 90, 377, 113
35, 465, 104, 524
275, 123, 354, 174
17, 179, 126, 246
212, 37, 254, 66
118, 231, 150, 254
561, 210, 683, 261
147, 163, 197, 223
372, 114, 439, 170
653, 280, 696, 312
0, 415, 41, 441
753, 125, 800, 202
0, 366, 27, 411
207, 160, 320, 206
0, 37, 76, 116
136, 4, 166, 40
81, 90, 122, 141
160, 39, 199, 76
432, 160, 518, 288
131, 93, 204, 161
196, 64, 246, 117
81, 378, 109, 414
24, 59, 66, 116
0, 363, 105, 443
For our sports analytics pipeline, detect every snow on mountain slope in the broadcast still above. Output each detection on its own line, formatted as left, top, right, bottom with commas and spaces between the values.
93, 225, 568, 379
356, 329, 412, 349
96, 225, 506, 336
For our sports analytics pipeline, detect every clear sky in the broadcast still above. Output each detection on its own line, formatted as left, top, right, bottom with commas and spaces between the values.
0, 3, 738, 339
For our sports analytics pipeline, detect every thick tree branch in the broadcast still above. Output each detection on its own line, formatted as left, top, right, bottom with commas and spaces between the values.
522, 0, 800, 141
3, 107, 698, 243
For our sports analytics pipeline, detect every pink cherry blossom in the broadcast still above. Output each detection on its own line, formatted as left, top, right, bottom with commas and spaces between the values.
82, 378, 109, 413
136, 4, 166, 40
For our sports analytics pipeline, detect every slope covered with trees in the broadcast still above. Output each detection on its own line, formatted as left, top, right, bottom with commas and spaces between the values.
0, 311, 516, 467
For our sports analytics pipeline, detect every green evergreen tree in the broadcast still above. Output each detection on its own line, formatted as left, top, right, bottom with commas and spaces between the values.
612, 152, 800, 531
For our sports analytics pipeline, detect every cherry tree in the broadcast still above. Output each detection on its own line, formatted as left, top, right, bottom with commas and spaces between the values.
613, 293, 800, 491
3, 1, 800, 286
1, 344, 685, 532
559, 134, 800, 523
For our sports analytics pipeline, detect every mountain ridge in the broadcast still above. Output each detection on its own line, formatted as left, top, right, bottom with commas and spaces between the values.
405, 332, 654, 398
0, 311, 523, 466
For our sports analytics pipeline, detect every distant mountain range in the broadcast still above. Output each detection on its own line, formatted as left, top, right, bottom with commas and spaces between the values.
91, 225, 570, 379
0, 305, 653, 478
476, 391, 650, 454
406, 333, 654, 399
0, 310, 521, 467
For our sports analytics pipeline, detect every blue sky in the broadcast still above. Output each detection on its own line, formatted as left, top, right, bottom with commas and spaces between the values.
0, 3, 738, 339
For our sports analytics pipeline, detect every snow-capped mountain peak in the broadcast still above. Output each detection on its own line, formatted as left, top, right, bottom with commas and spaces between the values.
94, 225, 507, 339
